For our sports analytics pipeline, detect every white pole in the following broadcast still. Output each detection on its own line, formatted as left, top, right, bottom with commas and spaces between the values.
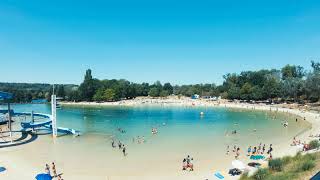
8, 102, 12, 143
51, 94, 57, 137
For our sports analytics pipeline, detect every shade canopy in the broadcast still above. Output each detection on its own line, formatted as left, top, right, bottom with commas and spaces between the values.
0, 91, 13, 100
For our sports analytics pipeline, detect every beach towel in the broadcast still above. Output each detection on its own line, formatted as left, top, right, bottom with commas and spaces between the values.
214, 172, 224, 179
250, 155, 265, 160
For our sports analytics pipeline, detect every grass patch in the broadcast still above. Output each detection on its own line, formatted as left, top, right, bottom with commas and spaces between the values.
268, 158, 284, 171
253, 168, 270, 180
240, 152, 320, 180
296, 160, 315, 172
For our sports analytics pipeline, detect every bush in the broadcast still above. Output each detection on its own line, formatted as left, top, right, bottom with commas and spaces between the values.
281, 156, 292, 165
304, 153, 316, 161
309, 140, 320, 150
302, 161, 315, 171
297, 161, 315, 172
254, 168, 270, 180
239, 172, 250, 180
268, 158, 283, 172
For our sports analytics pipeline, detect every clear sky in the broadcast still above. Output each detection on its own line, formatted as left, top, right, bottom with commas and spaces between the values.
0, 0, 319, 85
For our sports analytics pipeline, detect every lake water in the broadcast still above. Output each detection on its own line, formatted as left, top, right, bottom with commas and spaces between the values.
1, 104, 311, 178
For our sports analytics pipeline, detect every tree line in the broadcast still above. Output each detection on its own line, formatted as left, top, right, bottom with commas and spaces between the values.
0, 61, 319, 103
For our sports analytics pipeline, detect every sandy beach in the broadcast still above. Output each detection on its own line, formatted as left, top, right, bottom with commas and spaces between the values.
0, 97, 319, 180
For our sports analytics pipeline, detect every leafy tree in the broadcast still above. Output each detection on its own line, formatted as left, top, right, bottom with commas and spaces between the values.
78, 69, 101, 101
148, 87, 159, 97
104, 88, 116, 101
163, 83, 173, 95
281, 65, 304, 79
227, 85, 240, 99
240, 82, 253, 100
56, 85, 65, 98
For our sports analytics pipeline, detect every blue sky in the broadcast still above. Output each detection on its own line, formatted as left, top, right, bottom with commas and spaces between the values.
0, 0, 319, 85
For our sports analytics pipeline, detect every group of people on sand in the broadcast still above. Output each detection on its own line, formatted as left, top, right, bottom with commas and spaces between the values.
45, 162, 63, 180
247, 143, 273, 159
111, 139, 127, 156
226, 145, 241, 159
182, 155, 194, 171
292, 137, 311, 151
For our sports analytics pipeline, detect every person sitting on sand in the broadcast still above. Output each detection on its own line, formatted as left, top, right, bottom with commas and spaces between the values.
291, 137, 297, 146
188, 158, 194, 171
182, 158, 187, 170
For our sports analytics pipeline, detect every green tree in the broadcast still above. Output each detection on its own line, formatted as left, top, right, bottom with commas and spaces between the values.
148, 87, 159, 97
227, 85, 240, 99
163, 83, 173, 95
79, 69, 101, 101
57, 85, 66, 98
104, 88, 116, 101
240, 82, 253, 100
281, 65, 304, 79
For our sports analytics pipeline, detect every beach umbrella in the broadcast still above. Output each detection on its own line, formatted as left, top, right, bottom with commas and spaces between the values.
232, 160, 246, 170
35, 173, 52, 180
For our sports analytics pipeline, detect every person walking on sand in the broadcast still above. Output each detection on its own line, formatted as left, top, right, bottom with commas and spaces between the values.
52, 162, 57, 177
122, 145, 126, 156
267, 144, 273, 154
262, 144, 266, 154
118, 141, 122, 149
247, 146, 251, 156
226, 145, 230, 155
45, 164, 50, 175
235, 147, 240, 159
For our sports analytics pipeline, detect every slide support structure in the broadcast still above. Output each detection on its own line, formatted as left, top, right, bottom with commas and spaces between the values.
51, 95, 57, 137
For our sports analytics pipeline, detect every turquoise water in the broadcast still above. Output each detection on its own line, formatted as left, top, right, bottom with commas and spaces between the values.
6, 104, 310, 146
